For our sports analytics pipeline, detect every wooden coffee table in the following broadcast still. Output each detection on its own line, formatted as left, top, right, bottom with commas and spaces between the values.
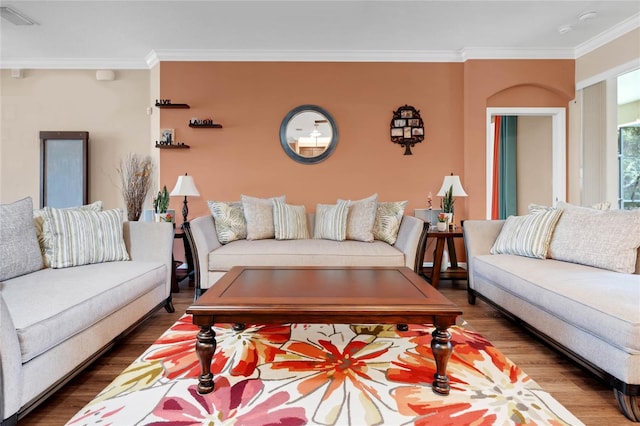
186, 266, 462, 396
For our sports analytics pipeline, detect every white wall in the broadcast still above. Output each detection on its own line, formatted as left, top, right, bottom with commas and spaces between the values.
0, 69, 153, 209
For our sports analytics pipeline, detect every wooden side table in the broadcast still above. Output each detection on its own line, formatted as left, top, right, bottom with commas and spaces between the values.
171, 228, 195, 293
421, 228, 467, 288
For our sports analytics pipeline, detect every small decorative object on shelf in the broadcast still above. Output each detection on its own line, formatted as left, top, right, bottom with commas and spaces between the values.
155, 99, 190, 109
436, 213, 448, 232
390, 104, 424, 155
155, 141, 190, 149
189, 117, 223, 128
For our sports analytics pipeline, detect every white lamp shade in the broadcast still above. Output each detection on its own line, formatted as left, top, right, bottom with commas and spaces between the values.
437, 174, 467, 197
170, 174, 200, 197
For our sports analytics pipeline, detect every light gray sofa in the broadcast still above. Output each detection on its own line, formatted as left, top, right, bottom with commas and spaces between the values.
463, 205, 640, 421
184, 213, 427, 298
0, 202, 174, 425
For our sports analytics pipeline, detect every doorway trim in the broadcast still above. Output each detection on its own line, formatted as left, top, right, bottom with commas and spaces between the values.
485, 107, 566, 219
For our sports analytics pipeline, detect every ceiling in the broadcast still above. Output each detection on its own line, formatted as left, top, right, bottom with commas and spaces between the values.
1, 0, 639, 70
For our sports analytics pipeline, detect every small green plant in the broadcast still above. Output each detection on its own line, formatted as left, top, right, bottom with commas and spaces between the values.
153, 185, 170, 214
441, 185, 454, 213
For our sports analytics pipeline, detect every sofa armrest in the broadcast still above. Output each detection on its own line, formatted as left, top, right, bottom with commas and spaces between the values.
462, 219, 505, 289
183, 215, 222, 294
394, 215, 428, 273
122, 221, 174, 297
0, 292, 23, 422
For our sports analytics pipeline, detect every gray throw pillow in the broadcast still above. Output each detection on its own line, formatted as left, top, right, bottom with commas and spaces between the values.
0, 197, 43, 281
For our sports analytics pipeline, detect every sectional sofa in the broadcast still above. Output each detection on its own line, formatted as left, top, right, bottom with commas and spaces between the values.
463, 202, 640, 421
184, 195, 428, 297
0, 197, 174, 425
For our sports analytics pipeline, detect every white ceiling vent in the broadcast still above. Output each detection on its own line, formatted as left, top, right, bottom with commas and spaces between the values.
0, 7, 37, 25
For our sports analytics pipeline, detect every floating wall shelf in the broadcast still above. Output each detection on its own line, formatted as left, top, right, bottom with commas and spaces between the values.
155, 102, 190, 109
155, 143, 190, 149
189, 123, 223, 128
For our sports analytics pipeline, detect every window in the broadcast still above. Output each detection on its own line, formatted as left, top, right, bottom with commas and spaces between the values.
619, 124, 640, 209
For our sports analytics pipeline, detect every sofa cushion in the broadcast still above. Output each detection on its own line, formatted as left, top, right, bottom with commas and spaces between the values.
241, 194, 285, 240
0, 197, 43, 281
273, 199, 309, 240
490, 209, 562, 259
208, 239, 405, 270
549, 202, 640, 273
207, 200, 247, 244
1, 261, 166, 362
314, 200, 350, 241
33, 200, 103, 267
44, 207, 130, 268
373, 200, 408, 245
473, 254, 640, 354
339, 194, 377, 242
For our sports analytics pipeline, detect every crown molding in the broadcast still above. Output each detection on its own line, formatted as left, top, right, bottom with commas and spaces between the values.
576, 58, 640, 91
575, 12, 640, 58
0, 58, 149, 69
459, 47, 574, 61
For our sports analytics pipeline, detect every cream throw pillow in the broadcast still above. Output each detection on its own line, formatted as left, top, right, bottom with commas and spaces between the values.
207, 200, 247, 244
549, 202, 640, 273
338, 194, 378, 242
273, 199, 309, 240
314, 200, 350, 241
241, 194, 285, 240
34, 200, 103, 267
44, 207, 129, 269
490, 209, 563, 259
373, 201, 408, 245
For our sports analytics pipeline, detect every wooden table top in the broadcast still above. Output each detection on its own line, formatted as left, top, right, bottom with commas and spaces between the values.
187, 266, 462, 325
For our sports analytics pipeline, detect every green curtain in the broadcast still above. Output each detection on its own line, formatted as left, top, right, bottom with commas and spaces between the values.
498, 116, 517, 219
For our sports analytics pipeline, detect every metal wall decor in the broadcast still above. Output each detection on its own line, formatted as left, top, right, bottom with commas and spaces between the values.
390, 104, 424, 155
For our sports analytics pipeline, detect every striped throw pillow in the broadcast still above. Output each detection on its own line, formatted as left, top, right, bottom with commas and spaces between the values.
313, 200, 350, 241
273, 199, 309, 240
490, 209, 563, 259
44, 207, 130, 268
33, 200, 103, 267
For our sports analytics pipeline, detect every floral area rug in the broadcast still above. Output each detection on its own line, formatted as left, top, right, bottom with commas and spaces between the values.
66, 315, 584, 425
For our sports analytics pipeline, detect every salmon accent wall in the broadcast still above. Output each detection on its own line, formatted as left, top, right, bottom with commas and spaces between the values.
158, 60, 574, 226
462, 60, 575, 219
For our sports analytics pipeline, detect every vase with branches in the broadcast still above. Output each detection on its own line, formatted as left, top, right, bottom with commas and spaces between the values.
118, 154, 153, 221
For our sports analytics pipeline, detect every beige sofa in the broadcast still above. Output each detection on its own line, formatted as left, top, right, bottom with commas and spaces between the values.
0, 198, 174, 425
463, 203, 640, 421
185, 212, 427, 298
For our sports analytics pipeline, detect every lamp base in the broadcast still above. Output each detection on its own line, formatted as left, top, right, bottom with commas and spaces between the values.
182, 196, 189, 223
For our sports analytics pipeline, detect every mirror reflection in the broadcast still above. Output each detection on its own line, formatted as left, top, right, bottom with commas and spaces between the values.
280, 105, 338, 164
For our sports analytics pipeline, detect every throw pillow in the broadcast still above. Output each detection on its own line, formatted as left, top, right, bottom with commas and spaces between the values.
273, 199, 310, 240
338, 193, 378, 242
373, 200, 408, 245
0, 197, 43, 281
207, 200, 247, 244
241, 195, 286, 240
44, 207, 130, 269
34, 200, 103, 267
490, 209, 563, 259
549, 202, 640, 273
313, 200, 350, 241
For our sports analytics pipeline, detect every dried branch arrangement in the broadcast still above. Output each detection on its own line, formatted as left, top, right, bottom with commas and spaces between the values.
118, 153, 153, 221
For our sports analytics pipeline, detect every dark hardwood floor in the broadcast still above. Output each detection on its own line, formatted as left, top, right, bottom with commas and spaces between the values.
21, 278, 630, 425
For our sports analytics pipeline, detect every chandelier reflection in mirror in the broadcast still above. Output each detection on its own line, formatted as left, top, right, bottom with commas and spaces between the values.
280, 105, 338, 164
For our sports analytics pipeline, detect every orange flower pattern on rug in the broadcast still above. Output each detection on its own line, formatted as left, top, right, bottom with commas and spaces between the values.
67, 316, 584, 426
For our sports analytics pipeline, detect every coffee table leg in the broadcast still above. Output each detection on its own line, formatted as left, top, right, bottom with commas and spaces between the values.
195, 325, 216, 394
431, 325, 453, 395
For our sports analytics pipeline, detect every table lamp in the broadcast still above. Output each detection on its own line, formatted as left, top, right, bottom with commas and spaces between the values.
437, 173, 467, 226
170, 173, 200, 223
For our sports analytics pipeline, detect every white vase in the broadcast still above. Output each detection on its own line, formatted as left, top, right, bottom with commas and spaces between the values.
440, 248, 449, 272
436, 221, 447, 232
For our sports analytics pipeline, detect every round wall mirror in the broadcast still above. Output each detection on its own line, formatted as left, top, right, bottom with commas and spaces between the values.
279, 105, 338, 164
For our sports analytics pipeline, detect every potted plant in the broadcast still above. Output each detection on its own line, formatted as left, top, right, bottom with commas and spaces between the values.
153, 186, 171, 222
440, 185, 454, 225
436, 212, 448, 231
